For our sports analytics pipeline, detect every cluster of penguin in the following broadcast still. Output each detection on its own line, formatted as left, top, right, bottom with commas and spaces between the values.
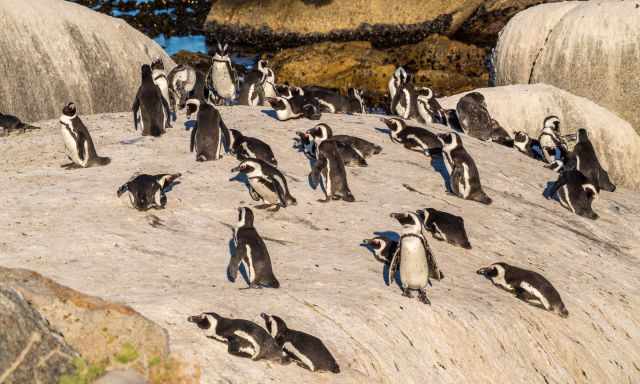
1, 44, 621, 374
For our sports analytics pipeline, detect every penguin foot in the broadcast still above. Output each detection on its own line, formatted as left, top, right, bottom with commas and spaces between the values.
61, 162, 81, 170
317, 198, 331, 203
402, 289, 414, 298
254, 204, 273, 210
418, 290, 431, 305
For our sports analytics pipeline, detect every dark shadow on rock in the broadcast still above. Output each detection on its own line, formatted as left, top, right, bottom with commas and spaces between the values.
430, 155, 452, 193
543, 181, 560, 202
373, 231, 400, 242
120, 137, 144, 145
184, 120, 196, 131
261, 109, 278, 119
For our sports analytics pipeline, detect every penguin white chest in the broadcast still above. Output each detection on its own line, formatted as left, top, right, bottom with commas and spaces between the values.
211, 62, 235, 99
399, 237, 429, 289
60, 125, 81, 164
249, 178, 279, 205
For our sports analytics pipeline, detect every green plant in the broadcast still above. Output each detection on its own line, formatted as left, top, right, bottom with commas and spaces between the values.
58, 357, 107, 384
114, 342, 139, 364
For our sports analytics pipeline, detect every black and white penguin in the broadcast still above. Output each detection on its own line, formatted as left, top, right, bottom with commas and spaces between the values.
304, 87, 365, 114
260, 313, 340, 373
229, 129, 278, 166
438, 132, 492, 205
116, 173, 181, 211
187, 312, 289, 363
228, 207, 280, 289
456, 92, 513, 146
206, 42, 237, 104
189, 100, 229, 161
380, 117, 442, 156
267, 96, 321, 121
307, 125, 355, 202
263, 67, 278, 100
442, 109, 462, 132
416, 87, 446, 125
151, 57, 172, 126
538, 116, 569, 172
185, 71, 212, 118
59, 102, 110, 169
390, 69, 419, 120
513, 131, 544, 161
388, 212, 444, 304
299, 123, 381, 167
416, 208, 471, 249
572, 129, 616, 192
477, 262, 569, 318
546, 170, 599, 220
168, 64, 197, 113
231, 159, 297, 210
388, 66, 408, 116
360, 236, 398, 264
0, 113, 39, 135
239, 60, 267, 106
132, 64, 170, 137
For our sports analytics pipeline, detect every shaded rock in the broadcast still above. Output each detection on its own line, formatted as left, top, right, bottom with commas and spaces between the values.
0, 0, 174, 122
0, 266, 170, 364
440, 84, 640, 191
0, 287, 77, 383
494, 1, 640, 133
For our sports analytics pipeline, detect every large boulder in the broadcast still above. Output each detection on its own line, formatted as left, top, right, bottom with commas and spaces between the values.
0, 0, 174, 123
494, 1, 640, 133
439, 84, 640, 191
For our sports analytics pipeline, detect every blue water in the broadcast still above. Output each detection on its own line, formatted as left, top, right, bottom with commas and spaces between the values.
154, 34, 208, 55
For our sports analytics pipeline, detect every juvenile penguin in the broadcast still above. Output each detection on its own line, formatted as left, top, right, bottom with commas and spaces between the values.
228, 207, 280, 288
380, 117, 442, 156
539, 116, 569, 171
168, 64, 197, 112
59, 102, 110, 169
239, 60, 267, 106
416, 208, 471, 249
267, 96, 321, 121
416, 87, 446, 125
388, 212, 444, 304
546, 170, 599, 220
190, 100, 229, 161
187, 312, 288, 362
513, 131, 544, 161
132, 64, 170, 137
438, 132, 492, 205
0, 113, 39, 135
261, 313, 340, 373
229, 129, 278, 166
151, 57, 172, 126
456, 92, 512, 146
307, 124, 355, 202
572, 129, 616, 192
231, 159, 297, 210
477, 262, 569, 318
206, 42, 237, 103
360, 236, 398, 264
116, 173, 181, 211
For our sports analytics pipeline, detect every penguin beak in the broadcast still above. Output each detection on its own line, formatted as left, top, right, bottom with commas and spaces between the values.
260, 313, 268, 320
187, 315, 202, 323
390, 212, 404, 219
230, 165, 241, 173
476, 267, 490, 276
265, 97, 278, 106
360, 239, 371, 247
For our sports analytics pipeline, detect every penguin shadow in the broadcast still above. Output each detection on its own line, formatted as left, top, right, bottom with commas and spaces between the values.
374, 127, 391, 136
429, 154, 452, 193
183, 120, 197, 131
260, 109, 278, 120
119, 137, 145, 145
163, 180, 181, 194
227, 237, 251, 285
542, 181, 560, 202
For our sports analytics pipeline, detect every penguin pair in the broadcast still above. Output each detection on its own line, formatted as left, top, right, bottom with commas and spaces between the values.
306, 124, 356, 202
438, 132, 492, 205
303, 87, 366, 114
267, 96, 321, 121
389, 67, 419, 120
229, 129, 278, 166
117, 173, 181, 211
59, 103, 110, 169
380, 117, 442, 156
189, 100, 230, 161
0, 112, 39, 136
132, 64, 171, 137
206, 42, 238, 105
477, 262, 569, 318
185, 71, 212, 119
456, 92, 513, 147
231, 159, 297, 211
150, 57, 173, 124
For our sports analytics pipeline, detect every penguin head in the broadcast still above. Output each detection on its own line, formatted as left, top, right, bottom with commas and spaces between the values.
380, 117, 405, 136
348, 88, 366, 113
360, 236, 392, 256
513, 131, 529, 144
260, 313, 287, 340
141, 64, 153, 80
543, 116, 561, 135
437, 132, 462, 151
257, 60, 268, 73
229, 129, 243, 151
577, 183, 600, 220
62, 102, 77, 118
188, 312, 221, 338
306, 123, 332, 143
390, 212, 422, 234
213, 41, 230, 60
577, 128, 589, 143
185, 99, 201, 120
151, 57, 164, 71
465, 92, 486, 107
231, 160, 261, 177
417, 87, 434, 100
237, 206, 254, 228
275, 84, 292, 99
393, 67, 408, 86
476, 262, 508, 280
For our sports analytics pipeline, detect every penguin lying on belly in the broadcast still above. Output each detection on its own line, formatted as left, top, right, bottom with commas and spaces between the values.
477, 262, 569, 318
380, 117, 442, 156
0, 112, 39, 136
296, 124, 382, 167
546, 170, 599, 220
266, 96, 321, 121
229, 129, 278, 166
117, 173, 181, 211
416, 208, 471, 249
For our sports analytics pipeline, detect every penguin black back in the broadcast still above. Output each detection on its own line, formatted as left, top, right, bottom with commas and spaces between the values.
573, 129, 616, 192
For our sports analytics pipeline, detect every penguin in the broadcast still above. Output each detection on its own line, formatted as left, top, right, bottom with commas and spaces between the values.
59, 102, 110, 169
476, 262, 569, 318
260, 313, 340, 374
416, 87, 446, 125
360, 236, 398, 264
513, 131, 544, 161
185, 71, 212, 118
189, 100, 230, 161
231, 159, 297, 210
263, 67, 278, 100
390, 70, 419, 120
187, 312, 289, 363
229, 129, 278, 166
228, 207, 280, 289
304, 87, 365, 114
456, 92, 493, 141
239, 60, 267, 106
151, 57, 172, 126
572, 129, 616, 192
416, 208, 471, 249
0, 113, 39, 135
442, 109, 462, 132
299, 124, 381, 167
267, 96, 321, 121
388, 211, 444, 304
388, 67, 408, 115
116, 173, 181, 211
546, 170, 599, 220
132, 64, 170, 137
538, 116, 569, 172
168, 64, 197, 112
380, 117, 442, 156
307, 125, 355, 202
206, 42, 237, 104
438, 132, 492, 205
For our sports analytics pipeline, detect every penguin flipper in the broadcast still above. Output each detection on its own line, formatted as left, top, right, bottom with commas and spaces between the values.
190, 124, 197, 153
248, 184, 261, 202
423, 237, 444, 280
227, 243, 245, 283
387, 247, 401, 286
546, 172, 568, 199
220, 119, 231, 153
77, 131, 87, 162
270, 176, 288, 208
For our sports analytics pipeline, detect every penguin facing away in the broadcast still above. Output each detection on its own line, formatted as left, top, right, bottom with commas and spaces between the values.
360, 236, 398, 264
59, 102, 110, 169
416, 208, 471, 249
231, 159, 297, 210
0, 113, 39, 135
187, 312, 289, 363
546, 170, 599, 220
228, 207, 280, 289
572, 128, 616, 192
477, 262, 569, 318
189, 100, 230, 161
116, 173, 181, 211
380, 117, 442, 156
456, 92, 493, 141
260, 313, 340, 373
132, 64, 170, 137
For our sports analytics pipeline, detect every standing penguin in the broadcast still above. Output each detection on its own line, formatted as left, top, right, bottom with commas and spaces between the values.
388, 67, 409, 116
231, 159, 297, 210
151, 57, 172, 126
539, 116, 569, 172
416, 208, 471, 249
59, 102, 110, 169
0, 113, 39, 135
546, 170, 599, 220
132, 64, 170, 137
438, 132, 492, 205
477, 262, 569, 318
187, 312, 289, 363
390, 69, 419, 120
260, 313, 340, 373
206, 42, 237, 104
263, 67, 278, 100
572, 129, 616, 192
190, 100, 229, 161
239, 60, 267, 106
416, 87, 446, 125
380, 117, 442, 156
360, 236, 398, 264
388, 212, 444, 304
229, 129, 278, 166
228, 207, 280, 289
116, 173, 181, 211
168, 64, 197, 113
307, 124, 355, 202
